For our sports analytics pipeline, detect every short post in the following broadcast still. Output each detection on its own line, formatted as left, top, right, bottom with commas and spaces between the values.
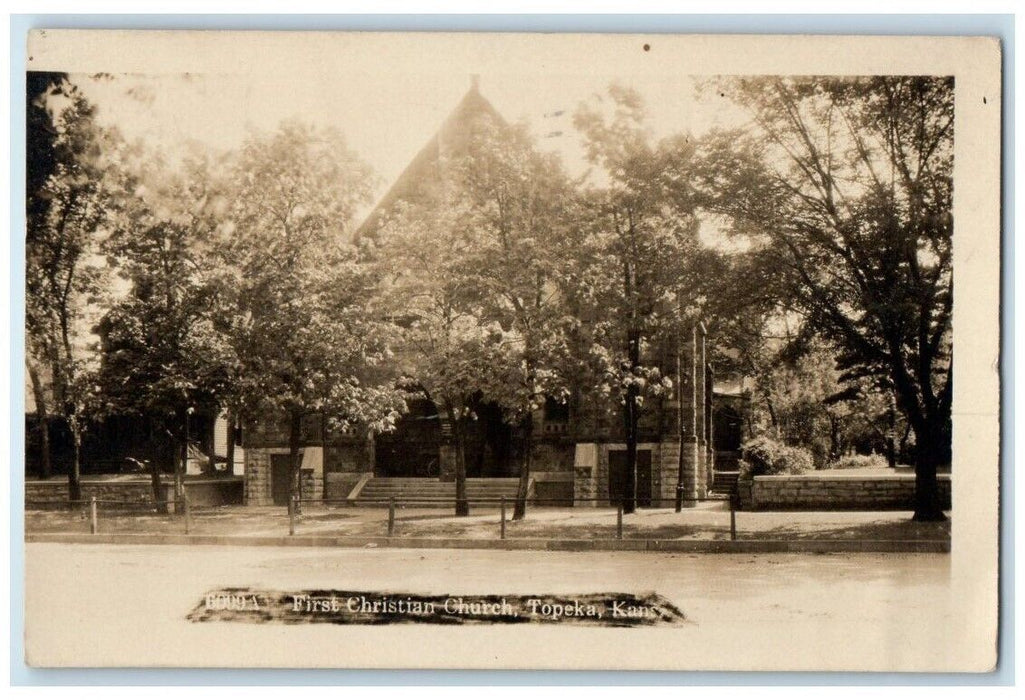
89, 496, 98, 535
183, 492, 192, 535
616, 500, 623, 540
387, 497, 396, 537
288, 495, 296, 536
500, 496, 506, 540
729, 495, 737, 541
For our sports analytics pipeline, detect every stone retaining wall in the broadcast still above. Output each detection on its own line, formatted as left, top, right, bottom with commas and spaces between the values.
25, 478, 243, 507
741, 473, 951, 510
324, 472, 368, 501
26, 479, 155, 506
531, 470, 574, 506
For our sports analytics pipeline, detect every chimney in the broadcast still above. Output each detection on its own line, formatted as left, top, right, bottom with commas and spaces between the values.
470, 74, 480, 92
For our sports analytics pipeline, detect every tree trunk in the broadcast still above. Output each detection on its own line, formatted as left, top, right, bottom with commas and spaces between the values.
622, 328, 641, 515
513, 413, 533, 520
38, 414, 52, 479
27, 362, 52, 478
911, 420, 948, 522
885, 393, 898, 468
449, 408, 470, 517
149, 457, 166, 515
764, 394, 778, 430
200, 414, 215, 474
899, 422, 912, 464
68, 419, 82, 503
225, 410, 236, 475
827, 415, 841, 463
889, 356, 950, 522
174, 437, 186, 515
288, 409, 303, 511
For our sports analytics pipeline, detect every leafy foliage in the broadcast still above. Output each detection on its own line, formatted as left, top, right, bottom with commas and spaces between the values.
218, 121, 405, 436
739, 434, 814, 477
566, 86, 703, 511
828, 453, 889, 471
697, 76, 954, 519
95, 150, 234, 436
25, 75, 119, 495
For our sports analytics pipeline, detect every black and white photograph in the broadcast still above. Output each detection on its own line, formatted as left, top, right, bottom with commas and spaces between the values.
19, 30, 1001, 671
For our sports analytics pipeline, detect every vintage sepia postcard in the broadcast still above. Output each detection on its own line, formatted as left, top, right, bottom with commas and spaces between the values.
20, 29, 1001, 671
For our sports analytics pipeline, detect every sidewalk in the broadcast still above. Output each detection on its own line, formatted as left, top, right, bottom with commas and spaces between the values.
25, 503, 950, 550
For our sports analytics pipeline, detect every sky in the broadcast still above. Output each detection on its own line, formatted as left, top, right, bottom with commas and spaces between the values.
68, 69, 750, 223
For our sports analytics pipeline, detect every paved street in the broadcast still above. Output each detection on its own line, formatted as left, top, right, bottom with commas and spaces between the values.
23, 542, 982, 671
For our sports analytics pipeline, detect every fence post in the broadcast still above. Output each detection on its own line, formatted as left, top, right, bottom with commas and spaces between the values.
183, 492, 192, 535
729, 495, 737, 541
616, 499, 623, 540
288, 495, 296, 536
388, 497, 395, 537
500, 496, 506, 540
90, 496, 98, 535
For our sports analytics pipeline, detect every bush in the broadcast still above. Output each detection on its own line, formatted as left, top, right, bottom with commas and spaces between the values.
739, 435, 814, 477
828, 453, 889, 470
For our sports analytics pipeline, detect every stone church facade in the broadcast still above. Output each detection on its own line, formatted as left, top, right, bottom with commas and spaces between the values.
241, 80, 736, 508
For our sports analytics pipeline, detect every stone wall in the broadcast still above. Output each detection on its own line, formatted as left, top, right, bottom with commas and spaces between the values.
25, 477, 243, 508
244, 447, 323, 505
573, 442, 672, 507
184, 478, 244, 506
325, 442, 371, 473
300, 468, 323, 502
573, 443, 598, 506
531, 441, 574, 472
245, 449, 272, 505
742, 473, 952, 510
531, 470, 574, 506
658, 440, 681, 506
26, 479, 156, 506
324, 471, 369, 501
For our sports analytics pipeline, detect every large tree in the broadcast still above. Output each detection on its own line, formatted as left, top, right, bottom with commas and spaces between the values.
220, 122, 404, 507
25, 74, 116, 499
453, 119, 576, 519
570, 85, 702, 514
376, 197, 516, 517
698, 76, 953, 520
95, 149, 234, 508
25, 71, 65, 480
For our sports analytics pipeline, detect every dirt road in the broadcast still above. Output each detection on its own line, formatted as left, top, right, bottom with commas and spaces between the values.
24, 543, 971, 671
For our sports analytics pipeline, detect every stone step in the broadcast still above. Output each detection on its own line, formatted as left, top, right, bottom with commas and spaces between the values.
354, 477, 522, 506
360, 483, 520, 490
710, 470, 741, 494
362, 479, 520, 483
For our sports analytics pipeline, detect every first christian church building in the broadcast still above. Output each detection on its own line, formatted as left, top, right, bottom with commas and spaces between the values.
239, 78, 744, 509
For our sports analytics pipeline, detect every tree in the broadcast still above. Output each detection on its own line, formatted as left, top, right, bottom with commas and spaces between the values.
452, 119, 576, 519
26, 71, 73, 483
753, 340, 886, 466
25, 75, 116, 500
95, 148, 234, 509
220, 122, 404, 507
698, 76, 953, 520
569, 85, 702, 513
376, 198, 514, 517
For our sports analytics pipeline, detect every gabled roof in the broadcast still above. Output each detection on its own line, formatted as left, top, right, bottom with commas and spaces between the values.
355, 77, 506, 240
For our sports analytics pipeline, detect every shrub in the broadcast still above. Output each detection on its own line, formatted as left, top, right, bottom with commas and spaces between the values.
739, 435, 814, 477
807, 437, 831, 469
829, 453, 889, 470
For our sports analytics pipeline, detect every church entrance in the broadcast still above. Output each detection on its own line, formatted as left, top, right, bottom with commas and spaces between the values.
373, 397, 518, 478
374, 398, 442, 477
